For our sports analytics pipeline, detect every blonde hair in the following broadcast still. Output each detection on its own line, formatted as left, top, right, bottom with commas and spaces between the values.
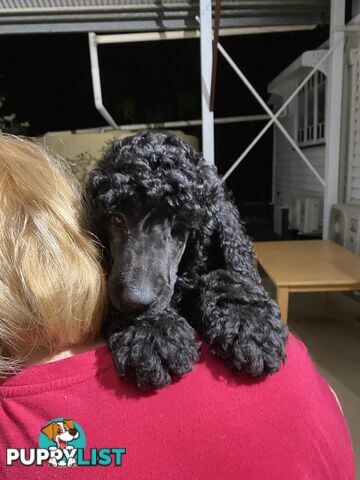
0, 134, 106, 377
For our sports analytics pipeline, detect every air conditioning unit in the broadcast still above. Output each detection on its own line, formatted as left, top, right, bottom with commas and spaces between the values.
329, 204, 360, 254
288, 197, 323, 234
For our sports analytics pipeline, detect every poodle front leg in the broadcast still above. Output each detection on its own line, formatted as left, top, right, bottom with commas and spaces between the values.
196, 270, 288, 376
105, 308, 201, 389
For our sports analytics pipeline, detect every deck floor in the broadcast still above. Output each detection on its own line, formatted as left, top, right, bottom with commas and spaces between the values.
262, 274, 360, 477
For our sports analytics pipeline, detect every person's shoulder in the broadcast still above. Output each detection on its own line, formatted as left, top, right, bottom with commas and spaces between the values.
286, 331, 311, 358
283, 332, 315, 372
188, 331, 328, 406
196, 331, 315, 382
80, 333, 323, 405
279, 332, 324, 387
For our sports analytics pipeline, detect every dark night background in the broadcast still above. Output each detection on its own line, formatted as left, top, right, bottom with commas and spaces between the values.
0, 27, 329, 231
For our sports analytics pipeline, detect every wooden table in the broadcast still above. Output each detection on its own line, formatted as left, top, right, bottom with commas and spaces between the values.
253, 240, 360, 324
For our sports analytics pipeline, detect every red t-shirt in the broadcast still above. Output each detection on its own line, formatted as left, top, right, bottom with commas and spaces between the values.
0, 333, 355, 479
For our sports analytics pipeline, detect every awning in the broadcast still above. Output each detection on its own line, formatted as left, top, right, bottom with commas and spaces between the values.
0, 0, 330, 35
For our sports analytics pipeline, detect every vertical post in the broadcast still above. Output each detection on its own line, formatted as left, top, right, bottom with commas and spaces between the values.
323, 0, 345, 238
200, 0, 215, 164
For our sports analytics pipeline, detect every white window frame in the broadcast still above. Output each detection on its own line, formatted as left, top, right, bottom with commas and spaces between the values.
296, 70, 326, 147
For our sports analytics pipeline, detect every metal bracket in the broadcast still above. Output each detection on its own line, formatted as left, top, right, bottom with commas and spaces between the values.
88, 32, 119, 128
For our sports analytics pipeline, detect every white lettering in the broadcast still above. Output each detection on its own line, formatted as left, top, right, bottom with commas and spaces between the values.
6, 449, 19, 466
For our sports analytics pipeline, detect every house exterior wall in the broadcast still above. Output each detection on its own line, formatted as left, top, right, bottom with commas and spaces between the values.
269, 14, 360, 236
345, 45, 360, 204
270, 29, 360, 228
272, 97, 325, 208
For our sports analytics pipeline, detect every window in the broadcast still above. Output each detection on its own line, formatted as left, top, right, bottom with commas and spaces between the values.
297, 71, 326, 146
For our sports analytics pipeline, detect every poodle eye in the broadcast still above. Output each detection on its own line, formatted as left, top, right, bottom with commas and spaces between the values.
112, 214, 127, 228
171, 222, 187, 238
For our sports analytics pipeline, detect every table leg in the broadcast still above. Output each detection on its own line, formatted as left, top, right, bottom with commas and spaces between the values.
276, 287, 289, 325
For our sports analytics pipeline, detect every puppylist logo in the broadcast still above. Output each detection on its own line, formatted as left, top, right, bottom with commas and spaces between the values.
6, 418, 126, 468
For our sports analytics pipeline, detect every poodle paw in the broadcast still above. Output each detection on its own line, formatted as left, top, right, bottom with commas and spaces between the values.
107, 308, 200, 389
198, 270, 288, 376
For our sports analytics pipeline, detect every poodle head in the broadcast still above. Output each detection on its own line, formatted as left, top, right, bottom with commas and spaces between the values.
85, 132, 222, 315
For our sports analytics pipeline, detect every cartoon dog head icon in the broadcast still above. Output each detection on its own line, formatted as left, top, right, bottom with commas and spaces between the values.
41, 419, 79, 450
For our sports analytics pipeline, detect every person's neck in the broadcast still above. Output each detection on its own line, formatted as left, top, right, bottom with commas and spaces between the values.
24, 336, 106, 366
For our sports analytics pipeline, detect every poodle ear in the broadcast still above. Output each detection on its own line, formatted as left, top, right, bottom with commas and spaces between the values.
195, 160, 258, 281
212, 197, 261, 284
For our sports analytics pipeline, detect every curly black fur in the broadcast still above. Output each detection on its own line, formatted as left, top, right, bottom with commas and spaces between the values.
195, 270, 288, 376
107, 308, 200, 389
86, 132, 288, 389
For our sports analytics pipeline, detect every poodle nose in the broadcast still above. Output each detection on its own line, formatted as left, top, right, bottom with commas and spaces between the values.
122, 286, 157, 312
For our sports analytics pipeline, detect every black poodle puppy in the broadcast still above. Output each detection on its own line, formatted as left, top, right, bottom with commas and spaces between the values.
86, 132, 288, 388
